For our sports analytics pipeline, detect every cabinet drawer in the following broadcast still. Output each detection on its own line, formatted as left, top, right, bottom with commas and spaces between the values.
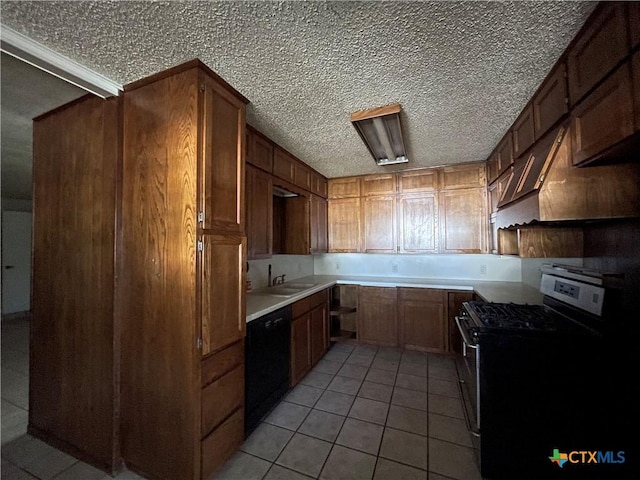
292, 297, 311, 318
201, 364, 244, 437
201, 408, 244, 480
201, 340, 244, 388
309, 290, 327, 308
398, 287, 446, 303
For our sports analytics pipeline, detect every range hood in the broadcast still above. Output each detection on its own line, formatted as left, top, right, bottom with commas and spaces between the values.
496, 125, 640, 229
272, 185, 299, 198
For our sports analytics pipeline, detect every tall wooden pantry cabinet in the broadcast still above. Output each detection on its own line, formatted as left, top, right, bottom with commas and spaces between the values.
30, 60, 248, 480
120, 61, 248, 480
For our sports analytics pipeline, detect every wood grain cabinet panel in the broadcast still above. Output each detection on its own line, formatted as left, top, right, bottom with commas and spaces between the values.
362, 173, 397, 195
201, 365, 244, 437
439, 188, 487, 253
246, 165, 273, 259
363, 195, 396, 253
328, 177, 361, 198
398, 169, 438, 193
571, 63, 634, 166
294, 162, 312, 191
496, 133, 513, 176
486, 154, 499, 185
310, 303, 328, 365
512, 104, 535, 158
310, 194, 328, 254
201, 341, 244, 388
440, 163, 486, 190
448, 291, 474, 354
630, 2, 640, 49
567, 2, 629, 106
633, 51, 640, 131
201, 409, 244, 480
398, 194, 438, 253
328, 198, 361, 252
398, 288, 447, 353
273, 148, 296, 184
358, 287, 398, 347
533, 63, 568, 139
246, 127, 273, 172
31, 94, 120, 473
201, 76, 245, 233
291, 314, 311, 386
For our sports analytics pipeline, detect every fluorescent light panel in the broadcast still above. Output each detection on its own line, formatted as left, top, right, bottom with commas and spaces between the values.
350, 103, 409, 166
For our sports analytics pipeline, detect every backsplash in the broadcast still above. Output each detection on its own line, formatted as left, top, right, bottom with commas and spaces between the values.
520, 257, 584, 288
313, 253, 522, 282
247, 255, 314, 289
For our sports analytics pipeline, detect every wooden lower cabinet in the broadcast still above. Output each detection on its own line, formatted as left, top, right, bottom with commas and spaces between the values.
201, 409, 244, 480
448, 291, 474, 354
357, 287, 398, 347
397, 288, 447, 353
291, 290, 329, 386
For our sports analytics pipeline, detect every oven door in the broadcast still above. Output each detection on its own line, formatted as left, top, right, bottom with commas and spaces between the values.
455, 315, 480, 437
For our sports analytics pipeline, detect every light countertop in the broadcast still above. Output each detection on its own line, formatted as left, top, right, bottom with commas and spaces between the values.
246, 275, 543, 322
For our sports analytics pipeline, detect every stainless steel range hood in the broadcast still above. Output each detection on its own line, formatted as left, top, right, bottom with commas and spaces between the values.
272, 185, 299, 198
496, 125, 640, 229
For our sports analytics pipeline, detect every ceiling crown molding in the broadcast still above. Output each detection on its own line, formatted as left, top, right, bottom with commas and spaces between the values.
1, 24, 122, 98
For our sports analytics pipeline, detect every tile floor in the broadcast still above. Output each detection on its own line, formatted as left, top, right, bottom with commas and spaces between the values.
1, 317, 481, 480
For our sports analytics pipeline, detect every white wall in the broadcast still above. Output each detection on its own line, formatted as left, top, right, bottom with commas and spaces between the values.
1, 210, 32, 315
520, 257, 584, 288
314, 253, 522, 282
248, 255, 315, 289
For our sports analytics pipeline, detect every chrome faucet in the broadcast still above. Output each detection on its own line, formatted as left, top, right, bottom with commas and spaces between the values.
268, 264, 272, 288
272, 274, 286, 286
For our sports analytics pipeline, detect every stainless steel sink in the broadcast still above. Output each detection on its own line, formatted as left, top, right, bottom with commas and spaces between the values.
253, 282, 318, 297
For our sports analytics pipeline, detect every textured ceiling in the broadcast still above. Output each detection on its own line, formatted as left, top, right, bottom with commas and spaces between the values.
1, 1, 596, 198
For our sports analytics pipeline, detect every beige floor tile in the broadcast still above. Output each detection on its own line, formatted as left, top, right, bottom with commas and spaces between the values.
386, 405, 429, 436
427, 355, 456, 370
328, 375, 362, 395
315, 390, 355, 416
428, 365, 458, 381
285, 384, 324, 407
323, 350, 350, 363
392, 387, 428, 411
346, 354, 374, 368
264, 464, 314, 480
395, 373, 427, 392
374, 348, 402, 361
357, 381, 393, 403
264, 401, 311, 430
313, 359, 344, 375
398, 362, 428, 378
337, 364, 369, 380
1, 400, 28, 446
373, 458, 428, 480
401, 351, 428, 365
427, 472, 452, 480
298, 409, 345, 442
241, 422, 294, 461
331, 343, 355, 354
1, 368, 29, 410
213, 451, 271, 480
428, 378, 459, 398
428, 438, 481, 480
348, 397, 389, 425
276, 433, 332, 478
51, 461, 106, 480
371, 358, 399, 373
300, 370, 334, 389
364, 368, 396, 386
335, 418, 384, 455
20, 446, 78, 480
428, 414, 473, 447
428, 394, 464, 419
1, 459, 38, 480
319, 445, 376, 480
352, 345, 378, 357
379, 427, 428, 470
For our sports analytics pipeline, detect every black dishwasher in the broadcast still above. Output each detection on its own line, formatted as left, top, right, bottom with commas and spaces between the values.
245, 306, 291, 436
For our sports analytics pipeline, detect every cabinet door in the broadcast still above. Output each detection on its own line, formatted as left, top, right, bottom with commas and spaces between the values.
486, 154, 499, 185
328, 176, 361, 198
363, 195, 396, 253
358, 287, 397, 347
273, 148, 295, 184
440, 163, 486, 190
310, 194, 328, 254
294, 162, 311, 191
311, 173, 328, 198
247, 128, 273, 172
533, 62, 568, 139
362, 173, 397, 195
496, 133, 513, 176
568, 2, 629, 106
447, 291, 474, 355
201, 76, 245, 233
283, 195, 310, 254
630, 2, 640, 50
398, 194, 438, 253
328, 198, 361, 252
439, 188, 487, 253
291, 314, 311, 386
512, 104, 535, 158
246, 165, 272, 259
398, 288, 447, 353
633, 51, 640, 131
201, 234, 246, 356
398, 169, 438, 193
571, 63, 634, 166
310, 303, 328, 365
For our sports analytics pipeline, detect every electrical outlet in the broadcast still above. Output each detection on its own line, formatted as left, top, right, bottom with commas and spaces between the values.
480, 264, 487, 275
391, 263, 399, 273
335, 263, 340, 271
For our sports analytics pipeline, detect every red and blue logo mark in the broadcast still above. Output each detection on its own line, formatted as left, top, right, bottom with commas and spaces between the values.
549, 449, 626, 468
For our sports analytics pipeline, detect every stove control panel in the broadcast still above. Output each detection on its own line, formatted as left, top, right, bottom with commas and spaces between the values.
541, 274, 604, 316
553, 280, 580, 299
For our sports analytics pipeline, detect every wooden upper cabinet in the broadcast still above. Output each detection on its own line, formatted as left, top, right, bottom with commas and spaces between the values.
567, 2, 629, 106
328, 198, 361, 252
201, 75, 245, 233
398, 288, 447, 353
398, 193, 438, 253
358, 287, 397, 347
398, 169, 438, 193
273, 148, 295, 184
571, 62, 634, 166
246, 164, 273, 259
440, 163, 486, 190
512, 104, 535, 158
362, 173, 397, 196
633, 51, 640, 131
630, 2, 640, 49
310, 194, 328, 254
439, 188, 487, 253
283, 196, 311, 255
201, 234, 246, 356
533, 62, 569, 140
246, 127, 273, 172
311, 172, 328, 198
328, 176, 361, 198
362, 195, 396, 253
495, 133, 513, 176
486, 153, 499, 185
294, 162, 311, 191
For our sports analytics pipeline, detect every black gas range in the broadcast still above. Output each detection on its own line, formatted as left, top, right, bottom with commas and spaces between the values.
456, 265, 635, 479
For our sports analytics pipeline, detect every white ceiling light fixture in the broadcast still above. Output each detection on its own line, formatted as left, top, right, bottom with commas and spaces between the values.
350, 103, 409, 166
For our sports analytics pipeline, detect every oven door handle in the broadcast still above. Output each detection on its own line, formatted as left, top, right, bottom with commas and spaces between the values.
455, 316, 478, 349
